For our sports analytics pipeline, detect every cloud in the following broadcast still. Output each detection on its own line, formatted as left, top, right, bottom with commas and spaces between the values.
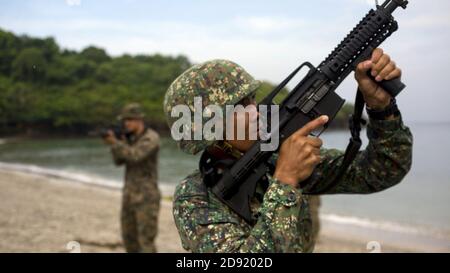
232, 16, 307, 33
403, 15, 450, 28
66, 0, 81, 7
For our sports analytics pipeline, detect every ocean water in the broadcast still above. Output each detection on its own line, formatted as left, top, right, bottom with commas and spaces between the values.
1, 123, 449, 251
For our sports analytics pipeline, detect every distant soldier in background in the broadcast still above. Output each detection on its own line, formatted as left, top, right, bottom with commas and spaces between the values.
103, 103, 161, 253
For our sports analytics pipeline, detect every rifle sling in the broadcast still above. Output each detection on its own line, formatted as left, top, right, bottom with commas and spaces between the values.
309, 89, 366, 194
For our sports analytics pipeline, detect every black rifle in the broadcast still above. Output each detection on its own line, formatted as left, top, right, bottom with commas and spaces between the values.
99, 124, 136, 143
209, 0, 409, 224
100, 124, 126, 139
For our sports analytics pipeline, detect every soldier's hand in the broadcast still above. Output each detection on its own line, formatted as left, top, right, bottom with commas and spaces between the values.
103, 130, 117, 145
273, 115, 328, 187
355, 48, 402, 110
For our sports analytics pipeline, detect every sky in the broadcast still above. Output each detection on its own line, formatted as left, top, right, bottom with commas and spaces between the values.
0, 0, 449, 123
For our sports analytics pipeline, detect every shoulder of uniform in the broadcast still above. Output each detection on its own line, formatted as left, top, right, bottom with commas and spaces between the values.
143, 128, 160, 140
174, 170, 206, 201
173, 170, 242, 229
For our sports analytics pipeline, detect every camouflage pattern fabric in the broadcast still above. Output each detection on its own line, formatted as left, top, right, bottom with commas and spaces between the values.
173, 117, 413, 253
111, 128, 161, 253
164, 59, 261, 155
121, 193, 160, 253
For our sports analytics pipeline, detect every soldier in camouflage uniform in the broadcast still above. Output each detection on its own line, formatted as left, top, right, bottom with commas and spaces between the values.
104, 103, 161, 253
164, 49, 413, 253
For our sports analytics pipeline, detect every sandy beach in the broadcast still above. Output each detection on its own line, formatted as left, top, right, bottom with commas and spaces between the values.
0, 169, 415, 253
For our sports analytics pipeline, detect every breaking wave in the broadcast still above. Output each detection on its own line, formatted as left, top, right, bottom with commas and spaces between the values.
0, 161, 175, 196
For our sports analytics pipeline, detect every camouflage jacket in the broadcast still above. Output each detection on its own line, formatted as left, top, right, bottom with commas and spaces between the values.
111, 128, 160, 203
173, 117, 413, 253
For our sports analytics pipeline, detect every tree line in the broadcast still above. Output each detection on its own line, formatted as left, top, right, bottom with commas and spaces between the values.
0, 28, 352, 137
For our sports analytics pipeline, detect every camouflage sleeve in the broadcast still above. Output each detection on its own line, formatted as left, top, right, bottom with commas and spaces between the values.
174, 178, 305, 253
303, 116, 413, 194
111, 132, 159, 164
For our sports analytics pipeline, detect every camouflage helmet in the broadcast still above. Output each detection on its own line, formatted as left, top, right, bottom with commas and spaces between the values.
117, 103, 145, 121
164, 59, 260, 155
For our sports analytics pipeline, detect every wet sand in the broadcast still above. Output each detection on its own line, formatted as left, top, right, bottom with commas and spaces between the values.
0, 170, 411, 253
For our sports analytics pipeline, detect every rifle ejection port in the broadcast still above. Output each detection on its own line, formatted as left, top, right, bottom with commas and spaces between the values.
312, 79, 322, 88
301, 100, 317, 114
313, 85, 329, 101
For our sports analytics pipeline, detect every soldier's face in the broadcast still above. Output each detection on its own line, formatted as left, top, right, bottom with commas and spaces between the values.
226, 94, 258, 152
123, 118, 144, 134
